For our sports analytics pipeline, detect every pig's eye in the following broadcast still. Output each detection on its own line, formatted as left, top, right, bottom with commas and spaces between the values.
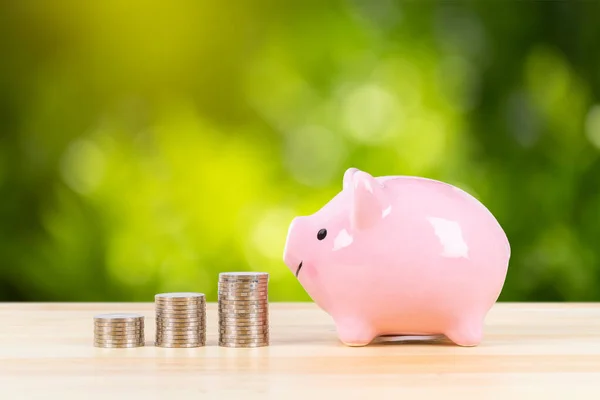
317, 229, 327, 240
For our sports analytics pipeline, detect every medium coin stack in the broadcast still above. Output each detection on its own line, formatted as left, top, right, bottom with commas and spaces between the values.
155, 292, 206, 348
93, 313, 145, 348
218, 272, 269, 348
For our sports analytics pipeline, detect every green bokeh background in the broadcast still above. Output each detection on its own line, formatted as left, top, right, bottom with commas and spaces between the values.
1, 1, 600, 302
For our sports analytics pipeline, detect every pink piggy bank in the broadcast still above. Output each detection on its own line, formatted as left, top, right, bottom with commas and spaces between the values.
283, 168, 510, 347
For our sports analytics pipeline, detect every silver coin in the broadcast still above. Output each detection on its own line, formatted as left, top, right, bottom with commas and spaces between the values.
218, 296, 268, 302
218, 291, 268, 297
94, 325, 144, 331
218, 304, 267, 310
94, 313, 144, 322
156, 327, 205, 333
218, 314, 268, 319
218, 317, 269, 324
155, 339, 205, 344
218, 304, 268, 310
218, 279, 268, 284
156, 339, 204, 345
218, 341, 269, 348
219, 327, 269, 335
94, 342, 144, 348
218, 311, 268, 317
219, 285, 268, 290
94, 319, 143, 324
217, 285, 268, 291
218, 339, 269, 345
154, 305, 206, 314
155, 319, 206, 329
155, 312, 204, 319
155, 301, 205, 306
155, 342, 205, 348
218, 288, 268, 293
219, 324, 268, 330
219, 272, 268, 278
95, 332, 143, 339
154, 336, 205, 342
155, 292, 205, 299
218, 298, 268, 304
218, 298, 268, 305
94, 340, 145, 346
156, 329, 204, 336
94, 327, 144, 334
219, 334, 268, 340
155, 316, 204, 322
156, 325, 204, 330
155, 307, 204, 312
156, 325, 204, 332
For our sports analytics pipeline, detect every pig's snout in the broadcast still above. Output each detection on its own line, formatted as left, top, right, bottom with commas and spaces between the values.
283, 217, 303, 274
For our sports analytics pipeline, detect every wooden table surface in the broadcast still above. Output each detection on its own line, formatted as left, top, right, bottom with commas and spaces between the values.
1, 302, 599, 399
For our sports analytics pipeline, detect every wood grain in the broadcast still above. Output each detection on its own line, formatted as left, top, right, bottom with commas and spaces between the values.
0, 302, 599, 399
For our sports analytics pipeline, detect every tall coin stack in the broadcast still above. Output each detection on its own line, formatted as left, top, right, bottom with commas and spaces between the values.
93, 313, 145, 348
218, 272, 269, 348
154, 292, 206, 348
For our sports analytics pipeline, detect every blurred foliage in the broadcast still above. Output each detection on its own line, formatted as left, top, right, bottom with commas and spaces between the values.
1, 0, 600, 302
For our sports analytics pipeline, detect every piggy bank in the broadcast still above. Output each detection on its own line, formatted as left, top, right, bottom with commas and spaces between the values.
283, 168, 510, 347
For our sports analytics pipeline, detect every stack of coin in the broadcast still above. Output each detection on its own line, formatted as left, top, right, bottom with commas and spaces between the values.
154, 292, 206, 348
218, 272, 269, 348
93, 313, 145, 348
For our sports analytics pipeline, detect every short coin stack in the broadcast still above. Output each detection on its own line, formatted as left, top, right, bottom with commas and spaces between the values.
93, 313, 145, 348
154, 292, 206, 348
218, 272, 269, 348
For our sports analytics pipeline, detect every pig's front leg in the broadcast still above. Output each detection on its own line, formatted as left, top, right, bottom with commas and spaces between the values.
334, 317, 377, 347
444, 318, 484, 347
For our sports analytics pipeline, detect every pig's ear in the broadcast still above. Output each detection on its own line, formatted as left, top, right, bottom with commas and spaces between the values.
350, 171, 387, 231
343, 167, 359, 190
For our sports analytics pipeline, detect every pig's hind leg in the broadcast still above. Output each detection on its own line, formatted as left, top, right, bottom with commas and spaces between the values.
334, 317, 377, 347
